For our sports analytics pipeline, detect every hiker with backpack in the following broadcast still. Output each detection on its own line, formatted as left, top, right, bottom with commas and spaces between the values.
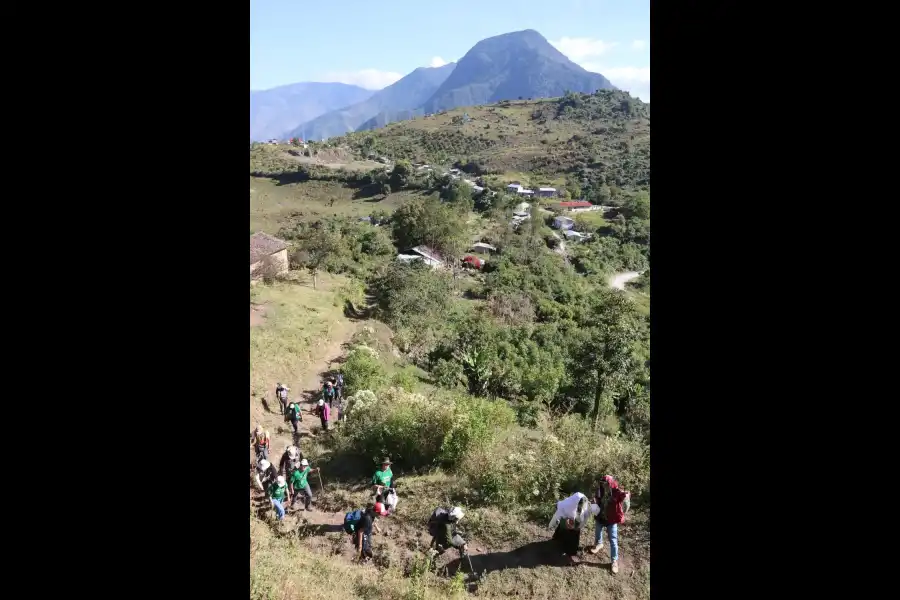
267, 475, 290, 521
372, 458, 393, 494
275, 383, 290, 416
335, 373, 344, 404
252, 458, 276, 492
250, 426, 271, 462
589, 475, 631, 574
279, 444, 304, 477
313, 399, 331, 432
256, 459, 278, 492
428, 507, 468, 559
288, 458, 319, 512
322, 380, 336, 409
285, 400, 302, 434
548, 492, 592, 564
344, 506, 382, 561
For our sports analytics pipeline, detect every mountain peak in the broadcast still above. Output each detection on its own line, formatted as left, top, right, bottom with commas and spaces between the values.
422, 29, 614, 113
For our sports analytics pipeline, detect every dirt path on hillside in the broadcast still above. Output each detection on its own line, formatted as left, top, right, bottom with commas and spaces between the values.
609, 271, 642, 291
249, 317, 361, 464
252, 491, 641, 582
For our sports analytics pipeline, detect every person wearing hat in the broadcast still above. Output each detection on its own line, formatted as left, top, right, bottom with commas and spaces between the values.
286, 400, 302, 434
428, 506, 469, 558
279, 444, 304, 477
250, 426, 271, 462
255, 458, 278, 492
313, 398, 331, 432
322, 380, 336, 409
372, 458, 393, 494
267, 474, 290, 521
289, 458, 319, 511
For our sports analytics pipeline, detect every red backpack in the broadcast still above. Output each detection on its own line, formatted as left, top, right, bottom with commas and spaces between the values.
597, 476, 631, 524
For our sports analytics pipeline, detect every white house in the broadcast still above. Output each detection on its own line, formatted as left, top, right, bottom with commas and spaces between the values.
536, 187, 557, 198
506, 184, 522, 193
471, 242, 497, 253
517, 188, 534, 196
397, 245, 444, 269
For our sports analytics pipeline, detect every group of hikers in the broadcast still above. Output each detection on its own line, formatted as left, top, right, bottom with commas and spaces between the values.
274, 376, 345, 434
251, 379, 631, 574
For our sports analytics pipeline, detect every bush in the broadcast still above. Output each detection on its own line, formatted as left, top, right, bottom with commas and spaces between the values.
460, 414, 649, 506
340, 387, 516, 470
340, 346, 385, 395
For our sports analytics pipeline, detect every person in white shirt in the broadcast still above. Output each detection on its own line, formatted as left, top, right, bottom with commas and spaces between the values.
548, 492, 594, 563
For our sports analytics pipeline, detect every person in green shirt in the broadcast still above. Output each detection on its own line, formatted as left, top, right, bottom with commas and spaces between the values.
289, 458, 320, 511
372, 458, 393, 494
267, 475, 290, 521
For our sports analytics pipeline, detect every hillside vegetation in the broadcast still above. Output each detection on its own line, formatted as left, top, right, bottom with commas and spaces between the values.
336, 90, 649, 200
249, 90, 650, 600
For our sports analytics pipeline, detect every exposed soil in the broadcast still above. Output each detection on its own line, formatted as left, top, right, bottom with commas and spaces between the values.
250, 303, 266, 327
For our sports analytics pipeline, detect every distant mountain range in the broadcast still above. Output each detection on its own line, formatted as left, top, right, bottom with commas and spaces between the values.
250, 29, 616, 142
286, 63, 456, 142
249, 82, 373, 141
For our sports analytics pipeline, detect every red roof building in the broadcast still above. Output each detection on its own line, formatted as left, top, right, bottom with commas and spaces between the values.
558, 201, 593, 209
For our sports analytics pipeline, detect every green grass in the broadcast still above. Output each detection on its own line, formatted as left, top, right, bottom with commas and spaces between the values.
250, 176, 429, 234
249, 274, 353, 395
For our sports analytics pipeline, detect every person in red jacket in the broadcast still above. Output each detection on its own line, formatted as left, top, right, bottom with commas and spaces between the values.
589, 475, 631, 574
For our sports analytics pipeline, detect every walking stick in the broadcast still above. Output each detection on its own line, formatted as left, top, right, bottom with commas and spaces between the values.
317, 469, 325, 492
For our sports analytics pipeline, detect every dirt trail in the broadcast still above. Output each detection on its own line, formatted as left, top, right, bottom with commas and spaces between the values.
252, 490, 639, 581
249, 317, 361, 465
609, 271, 642, 291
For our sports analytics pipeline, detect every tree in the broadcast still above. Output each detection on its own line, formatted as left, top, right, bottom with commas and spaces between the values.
391, 197, 468, 261
389, 160, 412, 189
291, 226, 343, 289
569, 293, 642, 428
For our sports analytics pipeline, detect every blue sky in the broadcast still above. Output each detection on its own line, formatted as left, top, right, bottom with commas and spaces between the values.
250, 0, 649, 101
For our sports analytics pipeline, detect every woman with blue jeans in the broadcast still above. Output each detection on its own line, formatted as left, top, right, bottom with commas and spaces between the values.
589, 475, 630, 574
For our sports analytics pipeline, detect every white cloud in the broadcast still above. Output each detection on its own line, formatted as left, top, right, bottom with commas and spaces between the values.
429, 56, 449, 68
631, 40, 647, 50
320, 69, 404, 90
582, 64, 650, 102
550, 37, 617, 61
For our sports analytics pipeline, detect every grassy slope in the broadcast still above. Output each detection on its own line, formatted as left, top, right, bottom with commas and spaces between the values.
335, 91, 650, 192
249, 279, 650, 600
249, 144, 438, 234
250, 176, 422, 234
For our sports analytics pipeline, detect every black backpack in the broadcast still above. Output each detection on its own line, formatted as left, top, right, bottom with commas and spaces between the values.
428, 507, 450, 537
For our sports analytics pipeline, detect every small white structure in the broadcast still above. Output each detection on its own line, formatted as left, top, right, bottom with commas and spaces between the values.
537, 187, 557, 198
471, 242, 497, 253
517, 188, 534, 196
407, 245, 444, 269
507, 184, 522, 193
562, 230, 589, 242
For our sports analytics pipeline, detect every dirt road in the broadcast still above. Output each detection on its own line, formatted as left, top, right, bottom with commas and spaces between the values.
609, 271, 642, 290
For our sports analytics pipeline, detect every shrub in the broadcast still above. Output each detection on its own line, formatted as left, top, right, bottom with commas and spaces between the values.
340, 346, 385, 395
340, 387, 515, 470
460, 414, 649, 506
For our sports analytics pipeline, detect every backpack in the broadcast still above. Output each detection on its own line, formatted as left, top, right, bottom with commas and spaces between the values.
428, 507, 450, 538
343, 509, 363, 534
